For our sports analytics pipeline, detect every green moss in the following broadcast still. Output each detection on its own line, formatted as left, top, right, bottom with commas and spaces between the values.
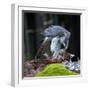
36, 64, 77, 77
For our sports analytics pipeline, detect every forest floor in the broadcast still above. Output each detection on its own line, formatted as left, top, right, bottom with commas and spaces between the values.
23, 57, 80, 77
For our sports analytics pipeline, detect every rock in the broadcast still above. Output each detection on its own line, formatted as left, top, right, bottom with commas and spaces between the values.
63, 60, 80, 72
30, 69, 37, 76
24, 61, 33, 69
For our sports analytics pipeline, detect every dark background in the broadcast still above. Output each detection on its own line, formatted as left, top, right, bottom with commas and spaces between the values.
22, 11, 80, 60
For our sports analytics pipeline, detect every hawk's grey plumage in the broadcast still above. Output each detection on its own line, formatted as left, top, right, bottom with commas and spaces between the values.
36, 25, 71, 60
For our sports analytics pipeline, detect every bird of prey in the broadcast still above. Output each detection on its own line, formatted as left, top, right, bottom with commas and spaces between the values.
35, 25, 71, 60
